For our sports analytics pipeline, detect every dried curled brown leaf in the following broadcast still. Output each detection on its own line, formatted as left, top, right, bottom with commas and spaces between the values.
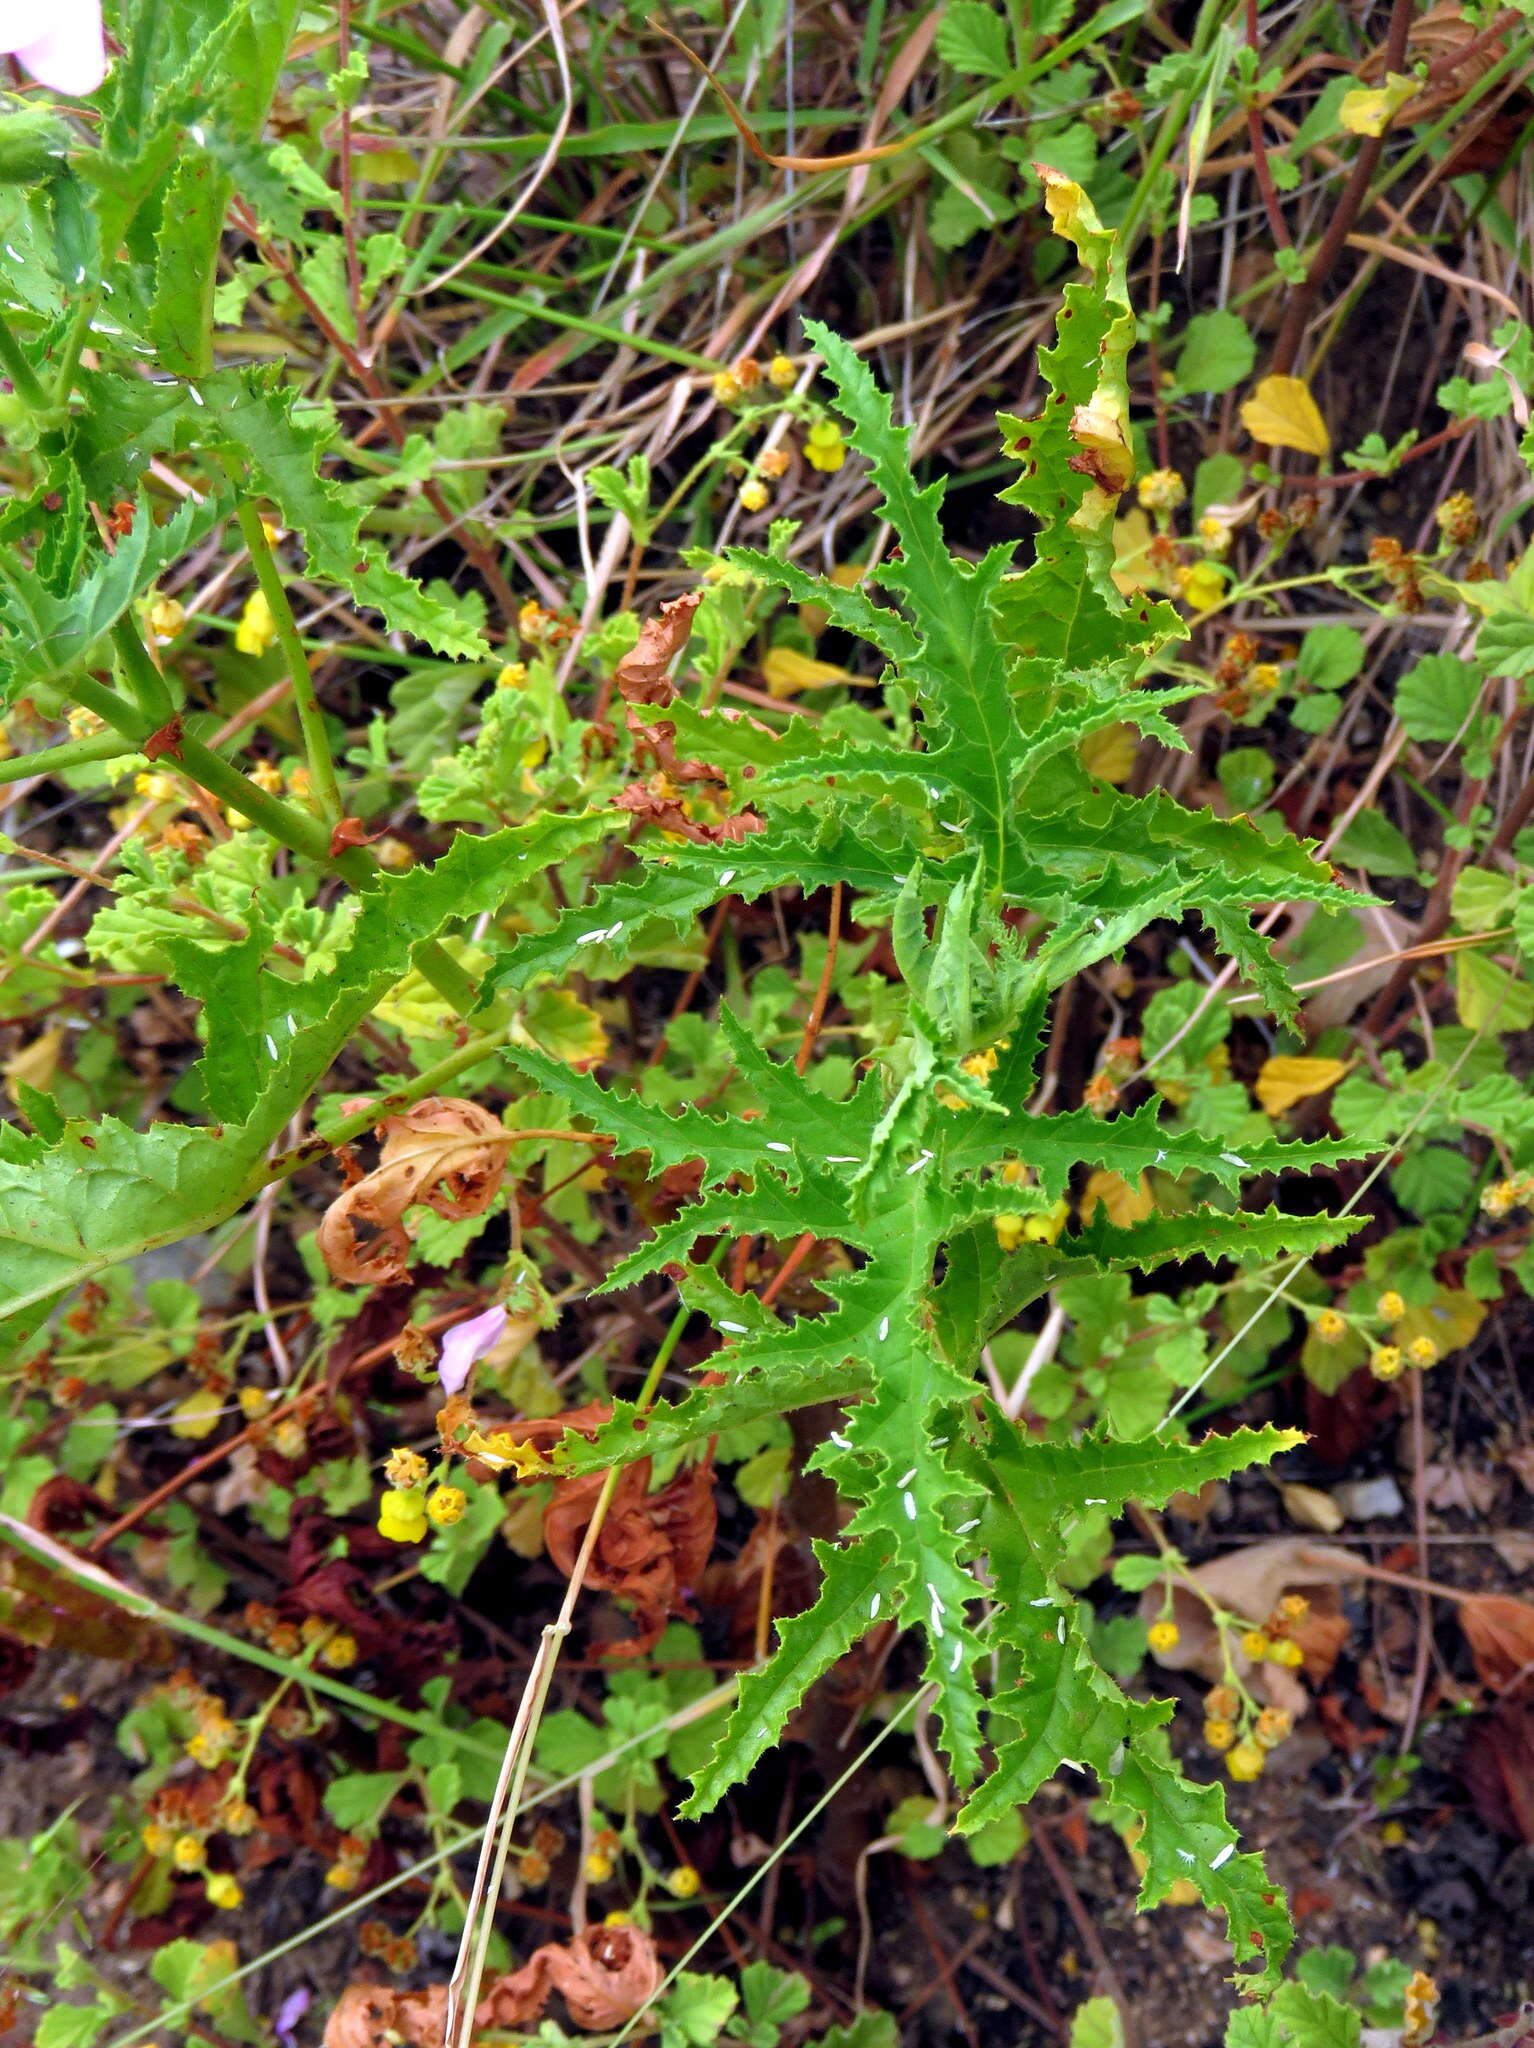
322, 1925, 663, 2047
614, 591, 703, 705
317, 1097, 509, 1286
545, 1457, 717, 1657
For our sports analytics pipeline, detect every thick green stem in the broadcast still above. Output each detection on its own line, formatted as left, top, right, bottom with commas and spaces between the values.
109, 615, 176, 725
0, 307, 47, 410
0, 729, 142, 786
232, 499, 344, 823
51, 290, 100, 409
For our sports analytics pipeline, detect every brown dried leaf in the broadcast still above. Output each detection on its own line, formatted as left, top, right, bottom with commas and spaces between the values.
322, 1926, 663, 2047
1459, 1593, 1534, 1696
1420, 1461, 1499, 1516
317, 1097, 509, 1285
613, 773, 766, 847
1138, 1536, 1363, 1702
1461, 1698, 1534, 1843
544, 1458, 716, 1657
615, 592, 703, 705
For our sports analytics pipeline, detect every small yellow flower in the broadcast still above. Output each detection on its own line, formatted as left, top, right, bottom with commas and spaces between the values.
286, 762, 312, 798
173, 1834, 206, 1871
803, 421, 845, 473
993, 1214, 1026, 1252
1203, 1719, 1236, 1752
377, 1489, 429, 1544
235, 590, 277, 656
758, 447, 790, 479
1313, 1308, 1347, 1344
1176, 561, 1225, 613
496, 661, 528, 690
711, 369, 742, 406
249, 758, 283, 795
768, 354, 795, 388
148, 595, 185, 641
961, 1046, 1000, 1080
1198, 513, 1233, 554
1267, 1638, 1304, 1669
1147, 1620, 1180, 1654
738, 479, 769, 513
1239, 1630, 1271, 1661
237, 1385, 270, 1420
261, 518, 283, 546
1408, 1336, 1439, 1368
384, 1446, 429, 1490
187, 1728, 233, 1769
1250, 663, 1281, 693
325, 1862, 360, 1890
1277, 1595, 1309, 1621
1370, 1345, 1404, 1381
1377, 1290, 1406, 1322
321, 1631, 358, 1670
205, 1872, 243, 1910
1480, 1178, 1520, 1218
67, 705, 107, 740
142, 1822, 176, 1858
668, 1864, 702, 1899
427, 1485, 467, 1528
1136, 468, 1186, 513
221, 1799, 258, 1837
271, 1417, 307, 1460
374, 835, 414, 871
1434, 493, 1478, 548
134, 771, 180, 805
604, 1909, 633, 1927
1225, 1740, 1265, 1782
1380, 1820, 1407, 1848
1206, 1685, 1240, 1721
1254, 1706, 1291, 1749
584, 1849, 614, 1884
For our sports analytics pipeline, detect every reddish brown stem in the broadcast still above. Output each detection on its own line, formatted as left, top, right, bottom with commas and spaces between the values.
1267, 0, 1415, 377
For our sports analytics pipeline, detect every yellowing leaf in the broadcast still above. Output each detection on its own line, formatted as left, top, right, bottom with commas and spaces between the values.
1079, 723, 1138, 784
1254, 1055, 1350, 1116
761, 646, 854, 697
512, 986, 609, 1070
171, 1388, 224, 1440
3, 1026, 64, 1104
1339, 74, 1421, 138
1111, 507, 1174, 595
1239, 375, 1331, 458
355, 147, 417, 184
1395, 1289, 1484, 1362
1079, 1169, 1154, 1227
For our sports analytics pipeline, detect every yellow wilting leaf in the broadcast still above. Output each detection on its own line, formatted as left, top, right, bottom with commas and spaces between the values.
1111, 507, 1175, 595
3, 1026, 64, 1104
355, 147, 416, 184
1079, 1169, 1154, 1228
512, 986, 609, 1070
1339, 74, 1421, 138
760, 646, 854, 697
171, 1388, 224, 1440
1239, 375, 1331, 458
1079, 723, 1138, 784
1255, 1055, 1350, 1116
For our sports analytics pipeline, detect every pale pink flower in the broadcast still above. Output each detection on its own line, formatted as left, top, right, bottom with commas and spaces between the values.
437, 1303, 509, 1396
1, 0, 107, 96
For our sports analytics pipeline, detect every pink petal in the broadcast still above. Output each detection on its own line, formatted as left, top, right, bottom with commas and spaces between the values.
0, 1, 55, 55
9, 0, 106, 93
437, 1303, 509, 1396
